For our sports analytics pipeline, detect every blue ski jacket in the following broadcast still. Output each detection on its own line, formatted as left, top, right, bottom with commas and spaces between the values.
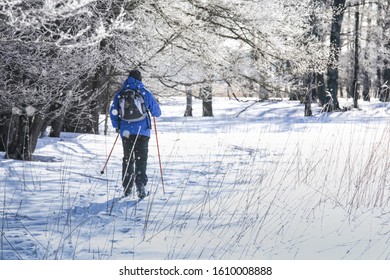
110, 77, 161, 138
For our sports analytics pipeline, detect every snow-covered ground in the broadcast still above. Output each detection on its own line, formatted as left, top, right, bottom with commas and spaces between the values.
1, 97, 390, 260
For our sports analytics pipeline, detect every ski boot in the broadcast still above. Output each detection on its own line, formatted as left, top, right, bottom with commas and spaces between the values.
136, 183, 147, 199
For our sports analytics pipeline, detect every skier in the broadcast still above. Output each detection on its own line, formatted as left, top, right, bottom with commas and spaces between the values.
110, 69, 161, 198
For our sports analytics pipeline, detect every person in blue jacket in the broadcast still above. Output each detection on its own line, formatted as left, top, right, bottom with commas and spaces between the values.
110, 69, 161, 198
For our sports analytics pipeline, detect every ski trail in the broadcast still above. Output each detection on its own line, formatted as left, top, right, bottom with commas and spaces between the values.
64, 192, 149, 259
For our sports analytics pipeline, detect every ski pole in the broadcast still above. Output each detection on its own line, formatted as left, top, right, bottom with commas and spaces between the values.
100, 132, 120, 175
153, 116, 165, 194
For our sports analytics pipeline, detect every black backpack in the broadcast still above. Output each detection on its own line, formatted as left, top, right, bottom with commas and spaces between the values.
119, 89, 147, 122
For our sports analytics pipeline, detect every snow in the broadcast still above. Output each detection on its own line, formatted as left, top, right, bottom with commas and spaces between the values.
1, 97, 390, 260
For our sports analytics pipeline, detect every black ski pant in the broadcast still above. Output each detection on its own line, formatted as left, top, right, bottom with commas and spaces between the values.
122, 135, 150, 192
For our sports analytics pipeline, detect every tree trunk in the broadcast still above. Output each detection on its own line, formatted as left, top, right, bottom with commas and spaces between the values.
4, 109, 46, 160
362, 71, 370, 101
103, 83, 111, 136
184, 86, 193, 117
45, 101, 66, 138
361, 1, 371, 102
304, 73, 313, 117
200, 84, 213, 117
376, 68, 382, 99
6, 112, 28, 160
326, 0, 346, 111
381, 68, 390, 102
49, 115, 65, 137
0, 113, 11, 152
316, 73, 326, 106
352, 11, 360, 109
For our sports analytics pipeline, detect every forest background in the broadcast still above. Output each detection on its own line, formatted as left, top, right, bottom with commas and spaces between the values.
0, 0, 389, 160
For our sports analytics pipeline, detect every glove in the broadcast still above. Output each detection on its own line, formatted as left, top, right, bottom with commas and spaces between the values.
115, 128, 120, 134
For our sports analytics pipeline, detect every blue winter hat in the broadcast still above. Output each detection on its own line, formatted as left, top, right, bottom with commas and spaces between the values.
128, 69, 142, 81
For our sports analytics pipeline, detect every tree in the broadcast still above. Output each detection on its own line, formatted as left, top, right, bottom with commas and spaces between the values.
326, 0, 346, 111
147, 0, 329, 108
184, 86, 193, 117
378, 0, 390, 101
308, 0, 329, 108
0, 0, 125, 159
351, 10, 360, 108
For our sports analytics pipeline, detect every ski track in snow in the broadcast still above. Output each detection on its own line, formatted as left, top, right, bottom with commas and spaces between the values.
1, 97, 390, 260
